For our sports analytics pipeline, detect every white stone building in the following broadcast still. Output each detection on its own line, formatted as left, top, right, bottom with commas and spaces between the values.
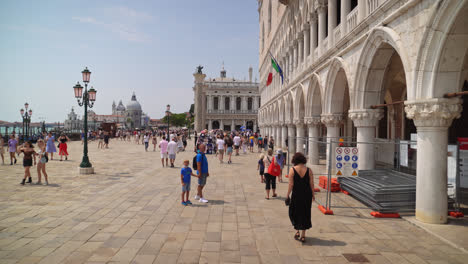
64, 107, 82, 132
193, 66, 260, 132
257, 0, 468, 224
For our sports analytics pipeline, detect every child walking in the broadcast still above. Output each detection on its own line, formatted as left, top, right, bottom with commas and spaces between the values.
181, 160, 197, 206
257, 154, 265, 183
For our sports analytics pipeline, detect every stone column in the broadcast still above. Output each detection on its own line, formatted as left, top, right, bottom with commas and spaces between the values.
276, 125, 282, 147
208, 119, 212, 131
230, 96, 235, 112
310, 14, 318, 57
341, 0, 351, 34
193, 72, 206, 132
321, 114, 343, 172
281, 124, 288, 149
241, 96, 247, 111
304, 28, 310, 58
358, 0, 367, 22
293, 42, 298, 72
328, 0, 337, 46
253, 121, 257, 132
220, 120, 224, 130
317, 4, 327, 53
349, 109, 383, 171
289, 49, 294, 76
405, 98, 462, 224
287, 122, 296, 154
295, 121, 306, 154
298, 34, 304, 67
219, 95, 224, 111
306, 117, 321, 165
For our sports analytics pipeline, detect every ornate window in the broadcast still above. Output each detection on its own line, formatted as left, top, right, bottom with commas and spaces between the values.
236, 97, 241, 110
214, 97, 219, 110
225, 97, 230, 110
248, 97, 253, 110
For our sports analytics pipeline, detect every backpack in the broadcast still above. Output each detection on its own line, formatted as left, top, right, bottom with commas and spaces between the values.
193, 155, 198, 170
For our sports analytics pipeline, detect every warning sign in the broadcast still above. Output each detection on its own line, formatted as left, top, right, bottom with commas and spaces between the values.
335, 147, 359, 177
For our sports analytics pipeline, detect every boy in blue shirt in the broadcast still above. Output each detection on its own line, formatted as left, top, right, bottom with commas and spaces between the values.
181, 160, 197, 206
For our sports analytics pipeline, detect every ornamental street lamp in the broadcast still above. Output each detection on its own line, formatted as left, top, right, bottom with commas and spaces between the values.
165, 104, 171, 138
20, 102, 33, 142
73, 67, 97, 174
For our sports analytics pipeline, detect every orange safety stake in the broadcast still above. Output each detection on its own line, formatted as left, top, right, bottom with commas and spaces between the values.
370, 212, 400, 218
313, 188, 320, 192
318, 205, 334, 215
341, 190, 349, 195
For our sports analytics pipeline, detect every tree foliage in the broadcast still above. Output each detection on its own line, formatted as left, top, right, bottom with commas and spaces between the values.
161, 113, 190, 127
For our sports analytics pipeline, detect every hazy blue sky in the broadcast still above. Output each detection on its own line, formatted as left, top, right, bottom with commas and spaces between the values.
0, 0, 259, 123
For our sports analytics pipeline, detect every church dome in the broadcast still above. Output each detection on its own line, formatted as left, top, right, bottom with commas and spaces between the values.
116, 100, 126, 111
126, 92, 142, 111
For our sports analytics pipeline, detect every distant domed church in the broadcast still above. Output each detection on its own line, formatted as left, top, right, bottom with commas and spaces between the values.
111, 92, 145, 128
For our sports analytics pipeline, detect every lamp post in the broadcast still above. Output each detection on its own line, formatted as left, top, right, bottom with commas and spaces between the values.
73, 67, 97, 174
165, 104, 171, 138
20, 103, 32, 142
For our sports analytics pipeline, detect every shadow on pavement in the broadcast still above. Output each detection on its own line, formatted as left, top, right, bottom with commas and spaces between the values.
306, 237, 347, 246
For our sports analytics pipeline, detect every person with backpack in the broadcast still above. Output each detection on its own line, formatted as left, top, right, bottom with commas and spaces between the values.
194, 144, 209, 203
263, 148, 280, 199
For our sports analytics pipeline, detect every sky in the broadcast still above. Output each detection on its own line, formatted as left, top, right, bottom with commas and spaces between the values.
0, 0, 259, 123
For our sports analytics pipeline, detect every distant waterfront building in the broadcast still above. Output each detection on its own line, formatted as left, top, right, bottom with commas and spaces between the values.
65, 92, 148, 130
193, 65, 260, 132
64, 107, 82, 132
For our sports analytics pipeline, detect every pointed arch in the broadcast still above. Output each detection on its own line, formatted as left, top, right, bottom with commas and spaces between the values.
324, 57, 351, 114
284, 92, 294, 121
294, 84, 306, 120
414, 0, 468, 99
353, 26, 412, 109
305, 73, 322, 117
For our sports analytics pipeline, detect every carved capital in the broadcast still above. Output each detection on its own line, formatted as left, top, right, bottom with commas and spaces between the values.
294, 119, 305, 128
321, 114, 343, 127
404, 98, 462, 128
349, 109, 383, 127
305, 116, 321, 127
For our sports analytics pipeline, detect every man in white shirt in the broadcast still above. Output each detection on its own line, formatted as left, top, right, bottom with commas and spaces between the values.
167, 138, 178, 168
233, 133, 241, 156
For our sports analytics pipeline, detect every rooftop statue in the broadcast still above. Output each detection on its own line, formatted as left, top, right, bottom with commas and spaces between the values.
196, 65, 203, 74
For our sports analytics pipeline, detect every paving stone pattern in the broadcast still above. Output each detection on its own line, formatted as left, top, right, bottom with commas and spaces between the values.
0, 140, 467, 263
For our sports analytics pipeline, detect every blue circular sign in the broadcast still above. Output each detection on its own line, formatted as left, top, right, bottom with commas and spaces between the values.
352, 155, 358, 161
336, 155, 342, 161
352, 163, 358, 169
336, 163, 343, 169
344, 155, 350, 161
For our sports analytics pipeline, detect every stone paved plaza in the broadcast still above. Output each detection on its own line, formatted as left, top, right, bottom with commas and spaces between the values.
0, 139, 467, 264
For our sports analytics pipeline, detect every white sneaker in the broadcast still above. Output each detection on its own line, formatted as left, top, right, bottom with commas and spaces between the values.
200, 198, 208, 203
194, 195, 200, 200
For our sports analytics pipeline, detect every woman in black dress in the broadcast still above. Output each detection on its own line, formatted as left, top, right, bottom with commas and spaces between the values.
286, 152, 315, 243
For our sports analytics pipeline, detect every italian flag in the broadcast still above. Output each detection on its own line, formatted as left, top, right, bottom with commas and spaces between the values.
266, 52, 284, 86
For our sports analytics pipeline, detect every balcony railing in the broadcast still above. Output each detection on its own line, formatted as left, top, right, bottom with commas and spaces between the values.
207, 109, 258, 114
347, 7, 358, 33
367, 0, 381, 14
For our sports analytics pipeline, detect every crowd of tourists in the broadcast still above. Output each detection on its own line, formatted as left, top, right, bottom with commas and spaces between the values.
0, 131, 72, 185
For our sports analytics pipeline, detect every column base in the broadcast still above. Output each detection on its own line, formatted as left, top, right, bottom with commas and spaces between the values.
79, 167, 95, 175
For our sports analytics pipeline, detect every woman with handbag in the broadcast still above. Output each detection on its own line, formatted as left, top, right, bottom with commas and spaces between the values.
263, 148, 280, 199
285, 152, 315, 243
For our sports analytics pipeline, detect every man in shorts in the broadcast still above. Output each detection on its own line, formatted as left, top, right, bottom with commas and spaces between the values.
195, 144, 209, 203
159, 136, 169, 167
167, 137, 178, 168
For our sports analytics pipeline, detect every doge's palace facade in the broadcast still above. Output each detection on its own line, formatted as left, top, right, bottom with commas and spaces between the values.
257, 0, 468, 224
